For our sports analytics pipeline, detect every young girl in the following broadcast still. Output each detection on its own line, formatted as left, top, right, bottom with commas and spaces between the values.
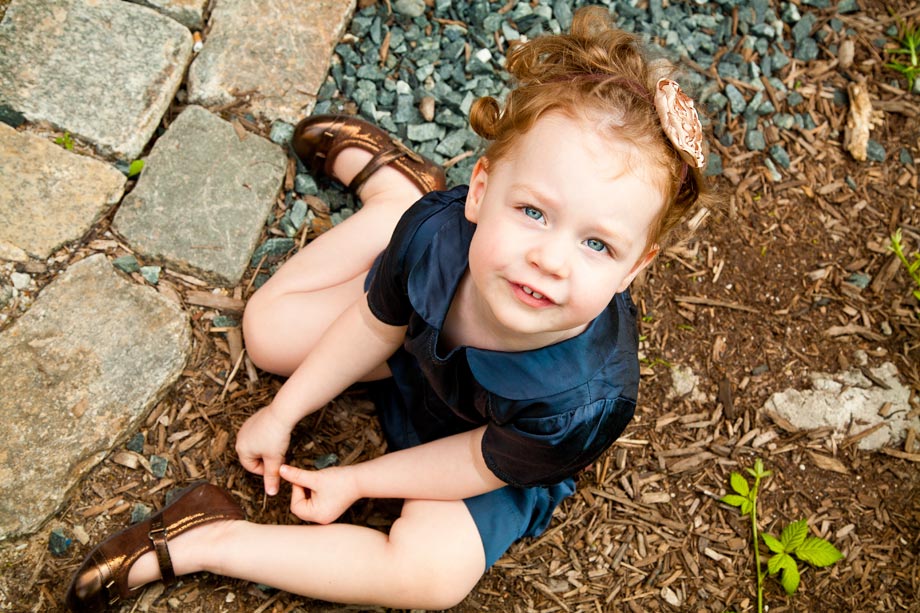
67, 7, 712, 611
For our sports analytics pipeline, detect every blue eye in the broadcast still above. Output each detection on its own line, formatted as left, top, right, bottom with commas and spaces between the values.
585, 238, 608, 253
523, 206, 544, 221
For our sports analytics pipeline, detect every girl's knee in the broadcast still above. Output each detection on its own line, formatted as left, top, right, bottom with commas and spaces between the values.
241, 293, 280, 372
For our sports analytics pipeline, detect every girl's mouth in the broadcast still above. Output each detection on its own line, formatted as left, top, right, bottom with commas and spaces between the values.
512, 283, 555, 307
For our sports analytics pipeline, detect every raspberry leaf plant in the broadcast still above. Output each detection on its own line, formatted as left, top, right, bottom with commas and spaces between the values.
721, 459, 843, 613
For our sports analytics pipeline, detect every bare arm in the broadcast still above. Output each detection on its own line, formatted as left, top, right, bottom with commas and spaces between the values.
236, 295, 405, 494
280, 427, 508, 524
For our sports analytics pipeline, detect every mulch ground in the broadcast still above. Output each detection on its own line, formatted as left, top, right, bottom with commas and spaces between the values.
1, 0, 918, 612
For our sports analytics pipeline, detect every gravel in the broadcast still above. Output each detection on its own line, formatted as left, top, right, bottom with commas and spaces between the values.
261, 0, 861, 272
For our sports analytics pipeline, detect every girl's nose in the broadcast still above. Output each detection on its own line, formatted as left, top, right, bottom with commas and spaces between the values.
527, 236, 570, 277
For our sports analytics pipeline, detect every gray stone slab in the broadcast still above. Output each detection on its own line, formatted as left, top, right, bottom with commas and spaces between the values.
0, 0, 192, 160
0, 124, 126, 260
113, 106, 286, 286
187, 0, 355, 123
125, 0, 208, 30
0, 255, 190, 539
764, 362, 918, 450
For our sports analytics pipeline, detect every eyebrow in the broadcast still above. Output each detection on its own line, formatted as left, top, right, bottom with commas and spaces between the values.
512, 183, 635, 252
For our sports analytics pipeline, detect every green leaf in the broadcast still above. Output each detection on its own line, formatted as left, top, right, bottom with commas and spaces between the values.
720, 494, 747, 508
762, 532, 785, 553
729, 472, 750, 496
781, 520, 809, 552
778, 556, 801, 595
767, 552, 789, 575
127, 159, 144, 178
794, 536, 844, 567
741, 499, 753, 515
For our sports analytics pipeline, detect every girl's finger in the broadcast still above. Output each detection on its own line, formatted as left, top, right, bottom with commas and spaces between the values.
289, 484, 313, 522
262, 456, 282, 496
279, 463, 313, 486
239, 456, 265, 476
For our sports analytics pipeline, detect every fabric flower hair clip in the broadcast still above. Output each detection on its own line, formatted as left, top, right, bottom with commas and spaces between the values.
654, 78, 705, 170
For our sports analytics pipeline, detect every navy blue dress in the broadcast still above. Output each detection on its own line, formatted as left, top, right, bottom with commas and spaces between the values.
365, 186, 640, 568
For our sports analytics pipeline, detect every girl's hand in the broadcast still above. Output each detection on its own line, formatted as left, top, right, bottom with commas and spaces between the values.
235, 405, 292, 496
279, 464, 360, 525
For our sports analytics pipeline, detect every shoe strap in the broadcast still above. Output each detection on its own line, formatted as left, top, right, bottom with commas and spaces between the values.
348, 146, 408, 194
148, 514, 177, 586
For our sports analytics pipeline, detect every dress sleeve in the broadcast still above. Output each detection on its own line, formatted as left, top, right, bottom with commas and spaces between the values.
365, 196, 443, 326
481, 396, 636, 487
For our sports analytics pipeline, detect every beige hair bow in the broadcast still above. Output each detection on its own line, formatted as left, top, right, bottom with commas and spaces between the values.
654, 78, 705, 169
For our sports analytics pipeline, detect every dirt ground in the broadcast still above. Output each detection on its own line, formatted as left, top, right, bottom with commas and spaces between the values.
1, 1, 918, 612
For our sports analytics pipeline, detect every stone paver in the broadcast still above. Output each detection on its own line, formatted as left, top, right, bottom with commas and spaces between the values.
0, 0, 192, 160
0, 255, 191, 539
0, 124, 126, 260
764, 362, 918, 450
187, 0, 355, 123
113, 106, 286, 286
127, 0, 209, 30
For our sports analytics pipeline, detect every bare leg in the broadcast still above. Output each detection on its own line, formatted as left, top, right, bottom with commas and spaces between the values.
243, 150, 425, 376
126, 499, 484, 610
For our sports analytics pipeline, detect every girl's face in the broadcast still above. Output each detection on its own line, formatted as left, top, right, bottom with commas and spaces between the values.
463, 111, 664, 348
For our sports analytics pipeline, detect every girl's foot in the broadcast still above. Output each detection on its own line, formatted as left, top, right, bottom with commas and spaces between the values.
291, 115, 446, 199
65, 483, 244, 613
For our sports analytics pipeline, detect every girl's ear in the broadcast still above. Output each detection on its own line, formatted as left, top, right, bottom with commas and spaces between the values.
616, 243, 659, 293
465, 157, 489, 223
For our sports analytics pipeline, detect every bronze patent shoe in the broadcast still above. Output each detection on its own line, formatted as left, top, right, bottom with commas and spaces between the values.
65, 482, 244, 613
291, 114, 447, 195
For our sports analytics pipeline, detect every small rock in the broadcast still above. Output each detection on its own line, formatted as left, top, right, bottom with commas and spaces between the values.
126, 432, 145, 453
113, 255, 140, 274
131, 503, 153, 524
704, 153, 723, 177
49, 527, 72, 557
769, 144, 791, 168
900, 148, 914, 165
294, 173, 318, 195
752, 364, 770, 376
837, 0, 860, 13
314, 453, 340, 469
251, 238, 296, 267
269, 121, 295, 145
845, 272, 871, 289
406, 122, 442, 142
150, 455, 169, 478
140, 266, 161, 285
10, 272, 31, 290
866, 140, 886, 162
212, 315, 239, 328
724, 84, 747, 113
419, 96, 436, 122
290, 198, 308, 229
744, 130, 766, 151
553, 0, 573, 30
393, 0, 425, 18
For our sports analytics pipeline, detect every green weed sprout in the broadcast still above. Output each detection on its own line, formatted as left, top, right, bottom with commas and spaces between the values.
54, 132, 74, 151
721, 459, 843, 613
889, 228, 920, 303
127, 159, 144, 178
885, 15, 920, 92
